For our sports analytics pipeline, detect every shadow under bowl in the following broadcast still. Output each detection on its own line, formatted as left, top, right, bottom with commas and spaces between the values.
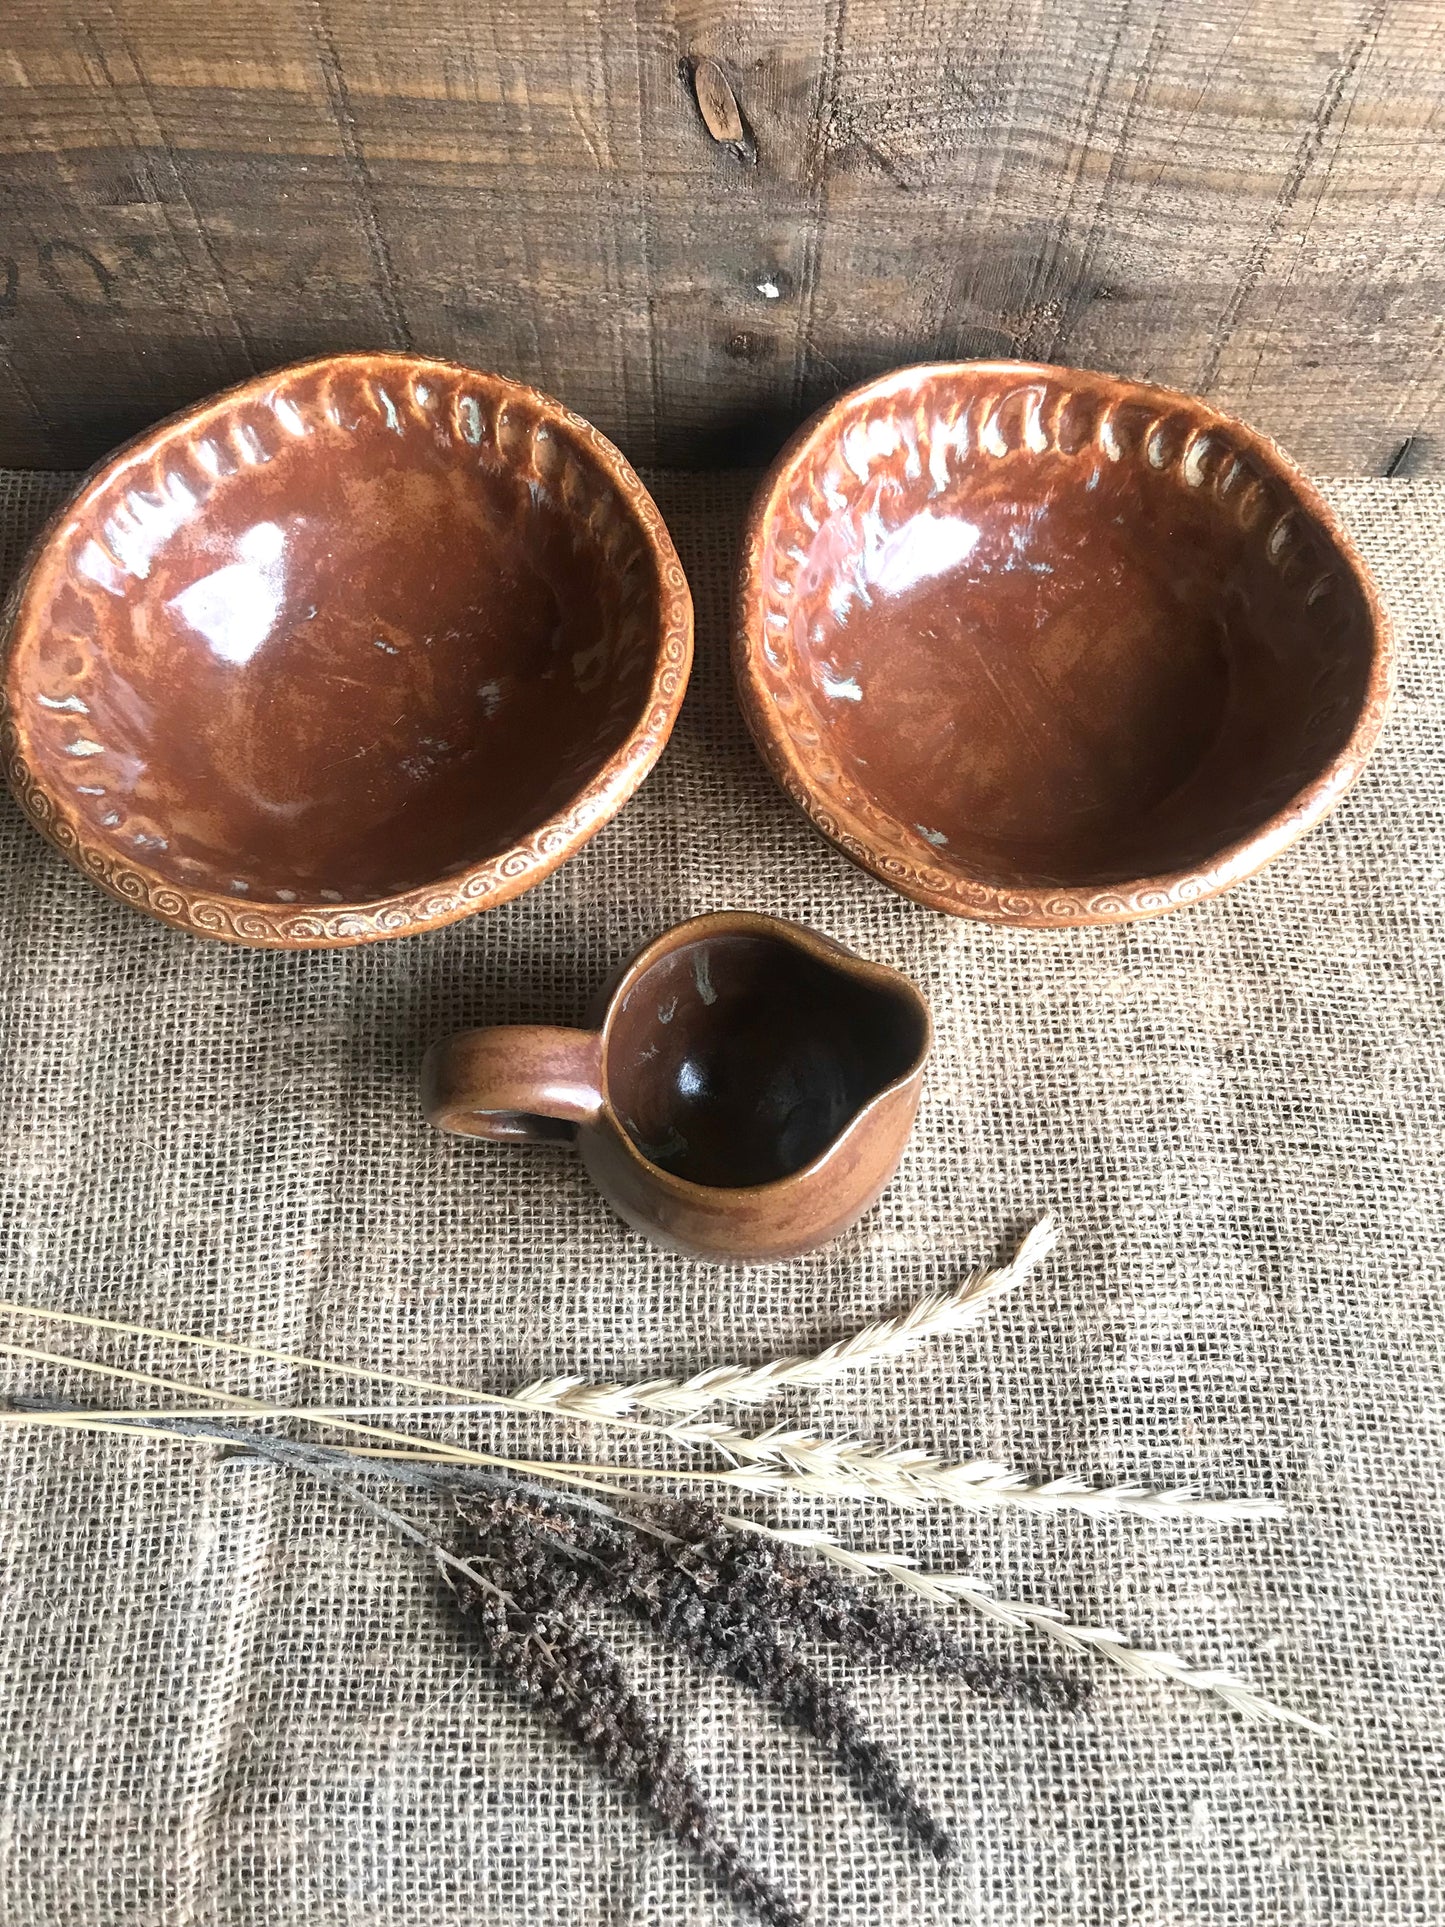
734, 361, 1392, 925
1, 353, 692, 946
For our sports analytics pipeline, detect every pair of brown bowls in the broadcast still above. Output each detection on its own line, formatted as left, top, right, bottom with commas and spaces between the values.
1, 353, 1392, 942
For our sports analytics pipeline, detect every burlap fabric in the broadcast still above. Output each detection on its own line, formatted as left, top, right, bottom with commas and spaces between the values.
0, 469, 1441, 1926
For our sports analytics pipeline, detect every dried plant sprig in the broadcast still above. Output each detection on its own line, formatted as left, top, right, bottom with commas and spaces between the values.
461, 1492, 974, 1857
459, 1489, 1079, 1708
21, 1217, 1227, 1538
0, 1396, 1284, 1522
448, 1567, 804, 1926
489, 1454, 1276, 1525
647, 1503, 1087, 1717
511, 1216, 1059, 1421
7, 1398, 1327, 1737
59, 1402, 806, 1927
739, 1522, 1331, 1738
1, 1337, 1282, 1527
672, 1421, 1286, 1521
8, 1398, 1279, 1523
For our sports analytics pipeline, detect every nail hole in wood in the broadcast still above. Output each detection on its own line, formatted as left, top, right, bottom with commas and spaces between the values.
752, 268, 794, 302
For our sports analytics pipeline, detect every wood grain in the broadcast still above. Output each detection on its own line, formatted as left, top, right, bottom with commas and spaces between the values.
2, 0, 1443, 472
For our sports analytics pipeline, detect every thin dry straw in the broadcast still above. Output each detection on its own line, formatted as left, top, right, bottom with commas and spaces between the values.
0, 1219, 1052, 1444
2, 1408, 460, 1461
0, 1338, 646, 1504
0, 1337, 474, 1464
736, 1521, 1330, 1737
0, 1400, 532, 1426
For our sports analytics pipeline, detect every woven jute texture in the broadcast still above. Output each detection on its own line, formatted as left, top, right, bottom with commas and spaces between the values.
0, 469, 1441, 1927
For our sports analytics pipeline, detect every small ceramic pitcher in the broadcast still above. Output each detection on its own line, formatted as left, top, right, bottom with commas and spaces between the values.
421, 912, 931, 1262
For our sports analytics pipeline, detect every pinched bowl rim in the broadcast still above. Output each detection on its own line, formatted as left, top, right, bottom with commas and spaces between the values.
734, 360, 1394, 928
1, 352, 694, 948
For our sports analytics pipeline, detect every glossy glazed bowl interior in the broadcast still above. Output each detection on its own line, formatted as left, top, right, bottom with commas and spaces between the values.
736, 362, 1391, 924
2, 353, 691, 945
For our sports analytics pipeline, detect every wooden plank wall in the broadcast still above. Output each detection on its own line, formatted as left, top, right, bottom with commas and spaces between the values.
2, 0, 1443, 474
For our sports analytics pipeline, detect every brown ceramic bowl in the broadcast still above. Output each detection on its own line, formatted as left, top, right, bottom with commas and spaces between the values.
735, 362, 1392, 925
1, 353, 692, 945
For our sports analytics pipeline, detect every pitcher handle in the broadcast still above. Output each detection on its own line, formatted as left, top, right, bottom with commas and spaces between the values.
421, 1026, 605, 1143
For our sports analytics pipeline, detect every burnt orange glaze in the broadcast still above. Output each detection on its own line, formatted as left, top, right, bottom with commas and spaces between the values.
2, 354, 692, 945
735, 362, 1393, 925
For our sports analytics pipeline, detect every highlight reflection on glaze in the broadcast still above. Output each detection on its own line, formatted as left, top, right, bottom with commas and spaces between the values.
863, 507, 980, 600
168, 521, 287, 667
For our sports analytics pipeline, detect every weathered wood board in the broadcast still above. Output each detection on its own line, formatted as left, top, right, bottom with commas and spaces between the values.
2, 0, 1443, 473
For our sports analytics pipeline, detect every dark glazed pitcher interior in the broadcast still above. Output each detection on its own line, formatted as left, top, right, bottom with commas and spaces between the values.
604, 928, 928, 1188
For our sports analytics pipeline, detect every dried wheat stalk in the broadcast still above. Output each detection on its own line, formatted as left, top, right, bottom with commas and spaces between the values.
3, 1392, 1282, 1519
510, 1216, 1058, 1420
0, 1220, 1049, 1446
10, 1394, 1274, 1525
737, 1521, 1330, 1736
2, 1330, 1279, 1523
491, 1449, 1281, 1522
671, 1421, 1286, 1520
0, 1309, 659, 1438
